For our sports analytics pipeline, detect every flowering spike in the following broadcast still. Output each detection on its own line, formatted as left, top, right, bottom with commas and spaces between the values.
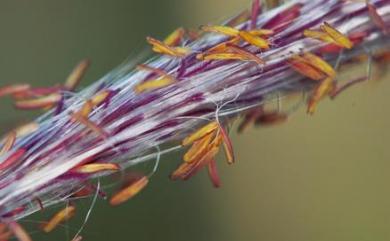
367, 2, 389, 35
0, 131, 16, 156
182, 122, 219, 146
307, 77, 335, 114
163, 27, 185, 46
73, 163, 120, 174
41, 205, 76, 233
321, 22, 354, 49
238, 31, 270, 49
147, 37, 189, 57
207, 159, 221, 188
134, 78, 175, 93
8, 222, 32, 241
0, 84, 30, 98
0, 0, 388, 230
218, 124, 235, 165
14, 94, 62, 110
109, 176, 149, 206
200, 25, 239, 36
64, 59, 90, 91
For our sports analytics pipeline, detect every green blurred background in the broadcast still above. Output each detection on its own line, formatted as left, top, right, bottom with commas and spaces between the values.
0, 1, 389, 241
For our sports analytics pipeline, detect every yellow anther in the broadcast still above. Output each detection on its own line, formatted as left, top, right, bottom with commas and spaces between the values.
164, 27, 185, 46
134, 78, 175, 93
307, 77, 335, 114
239, 31, 270, 49
303, 29, 335, 43
182, 121, 219, 146
147, 37, 190, 57
201, 25, 240, 36
302, 52, 336, 78
321, 22, 354, 49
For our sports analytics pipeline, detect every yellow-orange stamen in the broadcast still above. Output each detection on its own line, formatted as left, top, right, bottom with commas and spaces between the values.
303, 29, 335, 43
302, 52, 336, 78
71, 112, 108, 139
171, 145, 219, 181
77, 90, 110, 117
287, 55, 326, 81
14, 94, 61, 110
307, 77, 335, 114
134, 78, 175, 93
8, 222, 32, 241
227, 44, 265, 65
0, 84, 30, 98
239, 31, 270, 49
198, 52, 253, 62
183, 132, 214, 163
248, 29, 274, 36
147, 37, 189, 57
64, 59, 90, 91
321, 22, 354, 49
0, 131, 16, 156
14, 122, 39, 137
163, 27, 185, 46
182, 121, 219, 146
137, 64, 175, 81
74, 163, 120, 174
41, 205, 76, 233
109, 176, 149, 206
200, 25, 240, 36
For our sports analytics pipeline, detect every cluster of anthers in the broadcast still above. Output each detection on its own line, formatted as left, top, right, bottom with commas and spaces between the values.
0, 0, 389, 240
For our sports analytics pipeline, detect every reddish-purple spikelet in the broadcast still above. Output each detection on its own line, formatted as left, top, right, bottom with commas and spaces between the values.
262, 3, 302, 32
0, 149, 26, 171
251, 0, 261, 30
